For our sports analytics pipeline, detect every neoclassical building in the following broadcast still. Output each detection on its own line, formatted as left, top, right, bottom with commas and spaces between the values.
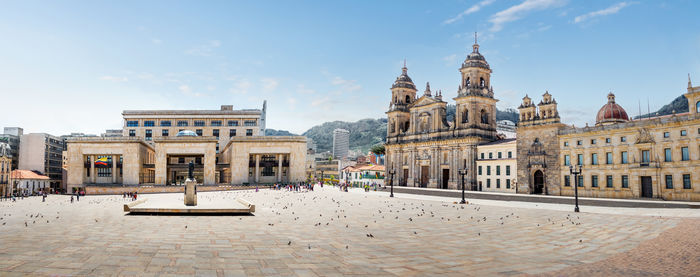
385, 38, 499, 189
65, 104, 306, 193
516, 77, 700, 201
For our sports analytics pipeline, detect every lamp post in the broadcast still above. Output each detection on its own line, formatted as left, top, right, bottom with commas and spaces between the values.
389, 168, 396, 197
569, 164, 582, 213
458, 168, 467, 204
320, 170, 325, 184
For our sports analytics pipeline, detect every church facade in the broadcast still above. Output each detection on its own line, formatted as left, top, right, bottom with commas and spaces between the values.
385, 39, 498, 190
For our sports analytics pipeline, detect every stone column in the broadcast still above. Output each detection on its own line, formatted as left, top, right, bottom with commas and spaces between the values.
255, 154, 260, 183
204, 147, 216, 185
277, 154, 283, 182
112, 155, 117, 184
154, 150, 167, 185
90, 155, 96, 184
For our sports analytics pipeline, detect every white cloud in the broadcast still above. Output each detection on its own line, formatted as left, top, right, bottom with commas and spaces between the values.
229, 79, 251, 95
287, 97, 298, 108
489, 0, 567, 32
151, 38, 162, 44
331, 76, 362, 92
443, 0, 496, 24
178, 84, 202, 97
442, 54, 458, 65
260, 78, 279, 92
185, 40, 221, 56
99, 76, 128, 82
296, 84, 315, 94
206, 85, 216, 91
574, 2, 635, 24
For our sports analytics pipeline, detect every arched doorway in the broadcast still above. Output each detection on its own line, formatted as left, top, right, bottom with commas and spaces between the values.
533, 170, 544, 194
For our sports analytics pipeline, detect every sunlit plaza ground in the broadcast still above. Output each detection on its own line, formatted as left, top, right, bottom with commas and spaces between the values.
0, 186, 699, 276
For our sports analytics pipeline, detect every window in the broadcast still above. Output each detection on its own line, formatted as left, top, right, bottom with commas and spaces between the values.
681, 147, 689, 161
496, 166, 500, 176
621, 151, 628, 164
144, 120, 155, 127
194, 120, 205, 127
481, 153, 485, 159
506, 179, 511, 189
564, 141, 569, 147
577, 154, 583, 165
664, 148, 672, 162
213, 129, 219, 138
126, 121, 139, 127
227, 120, 239, 126
195, 129, 203, 136
606, 175, 613, 188
508, 151, 512, 158
246, 129, 253, 136
577, 140, 582, 146
621, 136, 627, 142
591, 153, 598, 165
564, 175, 570, 186
663, 132, 670, 138
162, 129, 169, 137
478, 166, 482, 175
496, 179, 501, 188
622, 175, 629, 188
486, 179, 491, 188
128, 130, 135, 137
606, 152, 613, 164
683, 174, 691, 189
145, 130, 152, 141
211, 120, 222, 127
177, 120, 188, 127
591, 175, 598, 187
487, 166, 491, 175
605, 138, 611, 143
498, 152, 502, 159
489, 152, 493, 159
506, 165, 511, 176
178, 157, 185, 164
697, 101, 700, 113
244, 120, 257, 126
160, 120, 171, 127
665, 175, 673, 189
591, 139, 596, 145
642, 150, 650, 163
229, 129, 236, 137
195, 157, 202, 164
564, 155, 571, 166
680, 130, 687, 136
578, 175, 584, 187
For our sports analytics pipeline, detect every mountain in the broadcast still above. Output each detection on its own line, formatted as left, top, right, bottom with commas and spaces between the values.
265, 129, 297, 136
302, 118, 387, 154
633, 95, 688, 119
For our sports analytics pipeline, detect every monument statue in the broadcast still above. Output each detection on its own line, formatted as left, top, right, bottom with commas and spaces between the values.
184, 161, 197, 206
188, 161, 194, 180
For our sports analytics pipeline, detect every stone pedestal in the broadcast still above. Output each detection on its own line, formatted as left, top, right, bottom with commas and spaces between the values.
184, 179, 197, 206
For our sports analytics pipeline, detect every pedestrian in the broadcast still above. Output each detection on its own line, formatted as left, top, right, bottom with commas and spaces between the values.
76, 192, 80, 202
70, 195, 74, 203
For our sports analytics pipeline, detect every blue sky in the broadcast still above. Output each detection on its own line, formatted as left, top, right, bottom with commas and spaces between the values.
1, 0, 699, 135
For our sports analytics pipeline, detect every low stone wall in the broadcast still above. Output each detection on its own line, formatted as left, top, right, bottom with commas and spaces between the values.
85, 185, 257, 195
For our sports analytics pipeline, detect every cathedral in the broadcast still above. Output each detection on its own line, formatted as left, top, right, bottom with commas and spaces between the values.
385, 37, 498, 189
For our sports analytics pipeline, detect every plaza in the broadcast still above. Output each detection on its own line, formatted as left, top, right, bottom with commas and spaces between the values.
0, 186, 698, 276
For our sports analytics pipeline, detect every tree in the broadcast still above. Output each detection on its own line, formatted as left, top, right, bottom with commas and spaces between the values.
370, 144, 385, 155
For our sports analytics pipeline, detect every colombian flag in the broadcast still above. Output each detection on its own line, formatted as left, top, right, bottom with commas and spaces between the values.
95, 157, 109, 167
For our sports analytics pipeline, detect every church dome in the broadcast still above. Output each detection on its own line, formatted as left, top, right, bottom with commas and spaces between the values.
462, 37, 490, 71
392, 64, 416, 90
176, 130, 198, 137
596, 93, 629, 125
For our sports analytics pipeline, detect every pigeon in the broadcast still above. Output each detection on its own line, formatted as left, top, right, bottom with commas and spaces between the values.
288, 241, 292, 245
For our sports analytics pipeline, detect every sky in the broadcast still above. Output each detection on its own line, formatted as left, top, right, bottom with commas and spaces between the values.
1, 0, 699, 135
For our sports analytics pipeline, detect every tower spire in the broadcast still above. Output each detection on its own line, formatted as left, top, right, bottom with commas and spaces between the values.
402, 59, 407, 74
472, 32, 480, 53
424, 82, 431, 96
689, 73, 693, 88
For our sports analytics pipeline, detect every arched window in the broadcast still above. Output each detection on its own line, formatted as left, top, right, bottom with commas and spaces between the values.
461, 109, 469, 123
481, 109, 488, 124
404, 122, 410, 132
394, 96, 397, 104
390, 120, 396, 133
480, 77, 485, 87
696, 101, 700, 113
465, 77, 470, 87
406, 95, 411, 103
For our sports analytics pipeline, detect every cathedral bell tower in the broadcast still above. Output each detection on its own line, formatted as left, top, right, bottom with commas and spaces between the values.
387, 61, 417, 139
453, 33, 498, 140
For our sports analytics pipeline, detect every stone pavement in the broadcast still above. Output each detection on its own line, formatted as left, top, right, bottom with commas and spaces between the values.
0, 186, 697, 276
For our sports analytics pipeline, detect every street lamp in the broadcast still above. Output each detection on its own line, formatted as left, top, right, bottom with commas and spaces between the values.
458, 168, 467, 204
389, 168, 396, 197
320, 170, 324, 184
569, 164, 582, 213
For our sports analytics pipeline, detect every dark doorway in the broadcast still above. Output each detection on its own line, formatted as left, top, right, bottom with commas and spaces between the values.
441, 169, 449, 189
641, 176, 653, 198
421, 166, 429, 188
402, 168, 408, 186
533, 170, 544, 194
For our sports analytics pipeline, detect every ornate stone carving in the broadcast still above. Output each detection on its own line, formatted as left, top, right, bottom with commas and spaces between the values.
635, 128, 654, 144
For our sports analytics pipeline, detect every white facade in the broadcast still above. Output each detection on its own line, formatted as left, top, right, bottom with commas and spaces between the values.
15, 179, 49, 194
340, 165, 385, 187
332, 129, 349, 159
476, 139, 517, 193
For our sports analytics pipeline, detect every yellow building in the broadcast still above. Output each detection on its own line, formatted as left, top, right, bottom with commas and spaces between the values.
517, 78, 700, 201
476, 139, 517, 193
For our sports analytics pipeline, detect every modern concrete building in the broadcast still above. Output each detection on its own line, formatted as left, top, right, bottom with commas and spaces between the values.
332, 128, 349, 159
101, 129, 122, 137
0, 127, 22, 170
516, 79, 700, 201
65, 103, 306, 193
19, 133, 65, 192
476, 139, 516, 193
0, 142, 11, 197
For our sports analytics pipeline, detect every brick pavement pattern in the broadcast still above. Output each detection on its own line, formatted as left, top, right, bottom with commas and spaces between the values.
0, 187, 694, 276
